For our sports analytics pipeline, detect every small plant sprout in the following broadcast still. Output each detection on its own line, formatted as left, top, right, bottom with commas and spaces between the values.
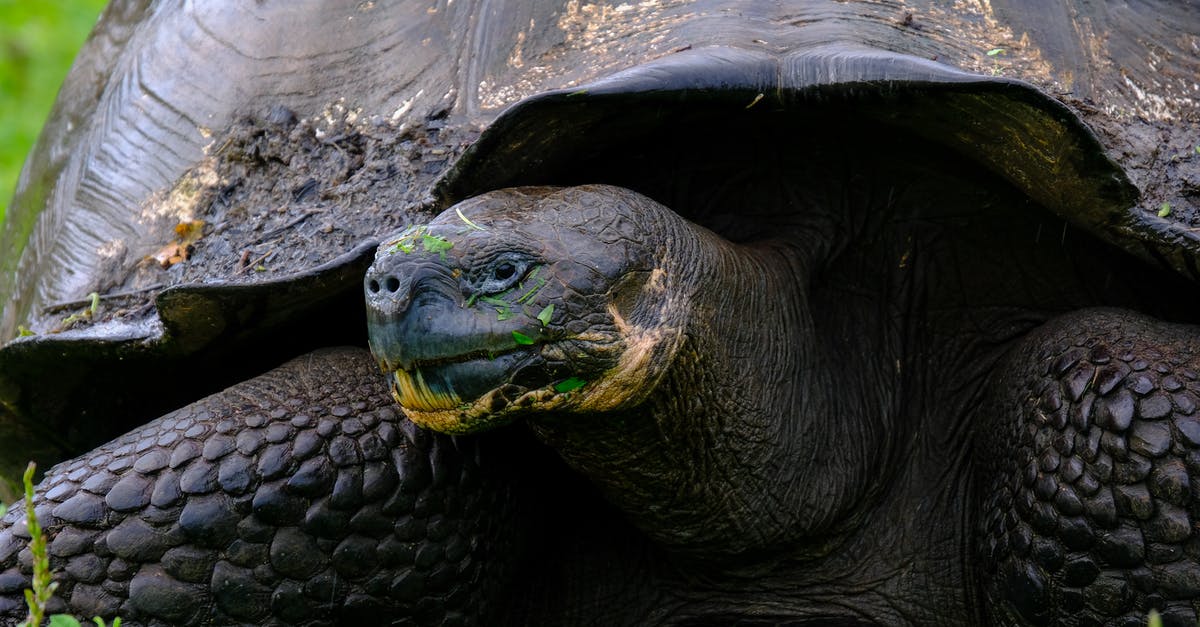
1158, 202, 1171, 218
20, 462, 54, 627
60, 292, 100, 328
986, 47, 1006, 76
13, 463, 122, 627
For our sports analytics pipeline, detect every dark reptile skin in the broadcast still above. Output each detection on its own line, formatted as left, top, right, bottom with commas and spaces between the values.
978, 309, 1200, 627
0, 347, 513, 626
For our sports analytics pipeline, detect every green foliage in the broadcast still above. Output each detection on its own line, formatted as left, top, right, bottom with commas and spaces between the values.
512, 330, 534, 345
1145, 609, 1162, 627
45, 614, 121, 627
0, 0, 109, 226
1158, 202, 1172, 218
19, 463, 52, 627
13, 462, 120, 627
554, 377, 587, 393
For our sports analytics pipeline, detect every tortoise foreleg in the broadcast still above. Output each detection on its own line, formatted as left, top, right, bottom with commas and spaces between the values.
0, 347, 515, 625
977, 308, 1200, 626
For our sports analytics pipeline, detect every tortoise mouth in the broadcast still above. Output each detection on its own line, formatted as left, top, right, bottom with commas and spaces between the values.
386, 347, 552, 415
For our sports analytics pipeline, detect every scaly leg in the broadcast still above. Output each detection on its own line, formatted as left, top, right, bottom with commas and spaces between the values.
0, 347, 515, 626
978, 309, 1200, 626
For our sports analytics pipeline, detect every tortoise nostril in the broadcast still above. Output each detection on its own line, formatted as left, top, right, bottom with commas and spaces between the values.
385, 277, 401, 293
367, 279, 381, 294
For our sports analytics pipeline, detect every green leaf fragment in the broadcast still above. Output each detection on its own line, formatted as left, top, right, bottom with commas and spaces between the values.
479, 295, 513, 320
421, 234, 453, 254
1158, 202, 1171, 218
512, 330, 535, 345
537, 304, 554, 326
554, 377, 587, 393
1147, 609, 1163, 627
388, 225, 428, 254
455, 206, 486, 231
986, 48, 1005, 56
515, 277, 546, 304
49, 615, 82, 627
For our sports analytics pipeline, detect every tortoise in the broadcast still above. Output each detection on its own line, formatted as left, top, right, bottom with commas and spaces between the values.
0, 0, 1198, 624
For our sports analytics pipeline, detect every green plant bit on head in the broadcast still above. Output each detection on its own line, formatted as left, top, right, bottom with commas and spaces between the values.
421, 233, 453, 257
512, 330, 535, 345
515, 277, 547, 304
1158, 202, 1171, 218
537, 304, 554, 326
455, 207, 487, 231
554, 377, 587, 393
387, 225, 427, 254
480, 295, 513, 320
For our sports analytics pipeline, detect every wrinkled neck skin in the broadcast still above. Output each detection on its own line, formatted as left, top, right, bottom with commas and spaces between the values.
529, 209, 892, 566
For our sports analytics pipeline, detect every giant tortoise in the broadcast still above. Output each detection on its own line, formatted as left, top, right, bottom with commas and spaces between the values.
0, 1, 1198, 625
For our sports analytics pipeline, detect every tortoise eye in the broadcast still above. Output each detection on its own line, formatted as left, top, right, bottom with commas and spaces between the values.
494, 262, 517, 281
476, 254, 533, 294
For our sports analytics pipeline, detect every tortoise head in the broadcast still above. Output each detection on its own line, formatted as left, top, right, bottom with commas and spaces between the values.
364, 185, 689, 434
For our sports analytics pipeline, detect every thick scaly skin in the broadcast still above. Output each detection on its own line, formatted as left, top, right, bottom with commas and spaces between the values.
978, 309, 1200, 626
0, 347, 513, 625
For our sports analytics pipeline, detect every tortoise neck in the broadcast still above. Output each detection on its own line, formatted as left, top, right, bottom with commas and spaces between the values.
530, 218, 891, 563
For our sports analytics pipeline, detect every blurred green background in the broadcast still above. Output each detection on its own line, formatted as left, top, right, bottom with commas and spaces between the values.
0, 0, 109, 226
